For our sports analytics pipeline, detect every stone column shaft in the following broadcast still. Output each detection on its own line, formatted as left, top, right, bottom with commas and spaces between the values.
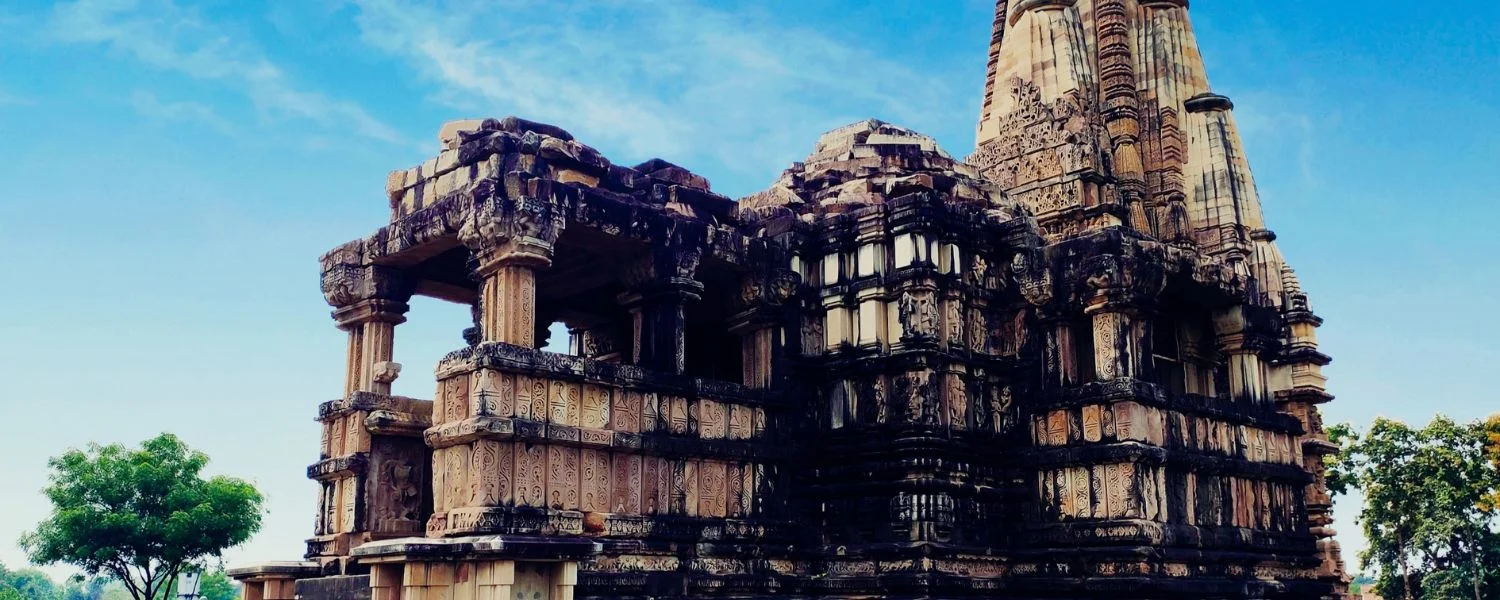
1226, 347, 1265, 404
1087, 307, 1146, 380
621, 282, 702, 374
478, 262, 542, 346
343, 328, 364, 397
1046, 320, 1079, 387
741, 327, 774, 389
334, 298, 409, 395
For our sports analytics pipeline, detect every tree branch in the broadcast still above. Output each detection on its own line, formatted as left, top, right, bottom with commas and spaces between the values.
107, 560, 144, 600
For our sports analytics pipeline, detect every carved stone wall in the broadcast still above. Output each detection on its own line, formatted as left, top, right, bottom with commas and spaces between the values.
423, 344, 780, 541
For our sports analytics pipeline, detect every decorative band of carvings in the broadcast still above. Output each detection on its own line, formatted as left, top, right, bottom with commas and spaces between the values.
437, 342, 777, 408
1139, 0, 1188, 8
306, 452, 368, 481
431, 506, 798, 542
1041, 378, 1304, 433
1015, 521, 1319, 555
1026, 444, 1320, 486
423, 416, 783, 461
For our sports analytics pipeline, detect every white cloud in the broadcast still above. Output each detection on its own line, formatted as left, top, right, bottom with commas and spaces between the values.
49, 0, 406, 146
345, 0, 968, 186
128, 90, 236, 134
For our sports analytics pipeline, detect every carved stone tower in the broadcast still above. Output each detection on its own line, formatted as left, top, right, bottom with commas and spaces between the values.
231, 2, 1349, 599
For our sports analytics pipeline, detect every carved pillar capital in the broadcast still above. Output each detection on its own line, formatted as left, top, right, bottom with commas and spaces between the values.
458, 195, 565, 274
1011, 249, 1055, 308
332, 299, 411, 330
727, 269, 798, 389
319, 257, 414, 397
459, 195, 565, 346
1080, 253, 1166, 314
322, 264, 415, 326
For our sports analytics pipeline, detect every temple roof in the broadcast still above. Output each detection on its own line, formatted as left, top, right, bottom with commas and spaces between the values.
738, 119, 1023, 223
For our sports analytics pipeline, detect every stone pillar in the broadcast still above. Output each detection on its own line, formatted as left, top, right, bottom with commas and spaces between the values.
323, 263, 413, 396
729, 269, 798, 389
1043, 317, 1080, 387
1215, 306, 1271, 405
1085, 306, 1144, 380
619, 244, 703, 374
1084, 292, 1151, 382
316, 260, 417, 568
1221, 337, 1266, 405
1270, 275, 1346, 586
334, 297, 410, 396
1080, 254, 1162, 381
459, 196, 564, 347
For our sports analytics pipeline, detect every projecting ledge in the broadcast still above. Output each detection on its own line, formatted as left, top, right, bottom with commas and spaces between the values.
226, 561, 322, 581
351, 535, 602, 562
1184, 93, 1235, 113
1009, 0, 1078, 25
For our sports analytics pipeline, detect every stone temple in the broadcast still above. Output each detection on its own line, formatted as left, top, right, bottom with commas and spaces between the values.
230, 1, 1350, 598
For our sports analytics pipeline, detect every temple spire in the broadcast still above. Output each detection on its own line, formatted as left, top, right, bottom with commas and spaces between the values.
972, 0, 1277, 258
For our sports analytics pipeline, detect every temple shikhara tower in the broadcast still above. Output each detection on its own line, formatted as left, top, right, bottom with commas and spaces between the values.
230, 2, 1350, 598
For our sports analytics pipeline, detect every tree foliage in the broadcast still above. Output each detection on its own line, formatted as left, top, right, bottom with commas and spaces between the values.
0, 566, 58, 600
1329, 415, 1500, 600
19, 434, 265, 600
194, 571, 237, 600
0, 563, 111, 600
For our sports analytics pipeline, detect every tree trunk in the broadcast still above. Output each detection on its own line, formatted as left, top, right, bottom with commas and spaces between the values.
1474, 529, 1483, 600
1400, 528, 1412, 600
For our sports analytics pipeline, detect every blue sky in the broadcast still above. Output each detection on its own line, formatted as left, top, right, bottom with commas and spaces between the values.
1, 0, 1497, 579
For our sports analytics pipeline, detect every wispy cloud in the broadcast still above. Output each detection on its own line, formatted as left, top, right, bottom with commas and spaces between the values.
128, 90, 235, 135
0, 88, 33, 106
1232, 91, 1332, 190
48, 0, 406, 146
345, 0, 967, 184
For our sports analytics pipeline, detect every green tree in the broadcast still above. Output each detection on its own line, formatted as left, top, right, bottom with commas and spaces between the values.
19, 434, 265, 600
60, 576, 109, 600
1330, 415, 1500, 600
0, 564, 61, 600
194, 571, 237, 600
